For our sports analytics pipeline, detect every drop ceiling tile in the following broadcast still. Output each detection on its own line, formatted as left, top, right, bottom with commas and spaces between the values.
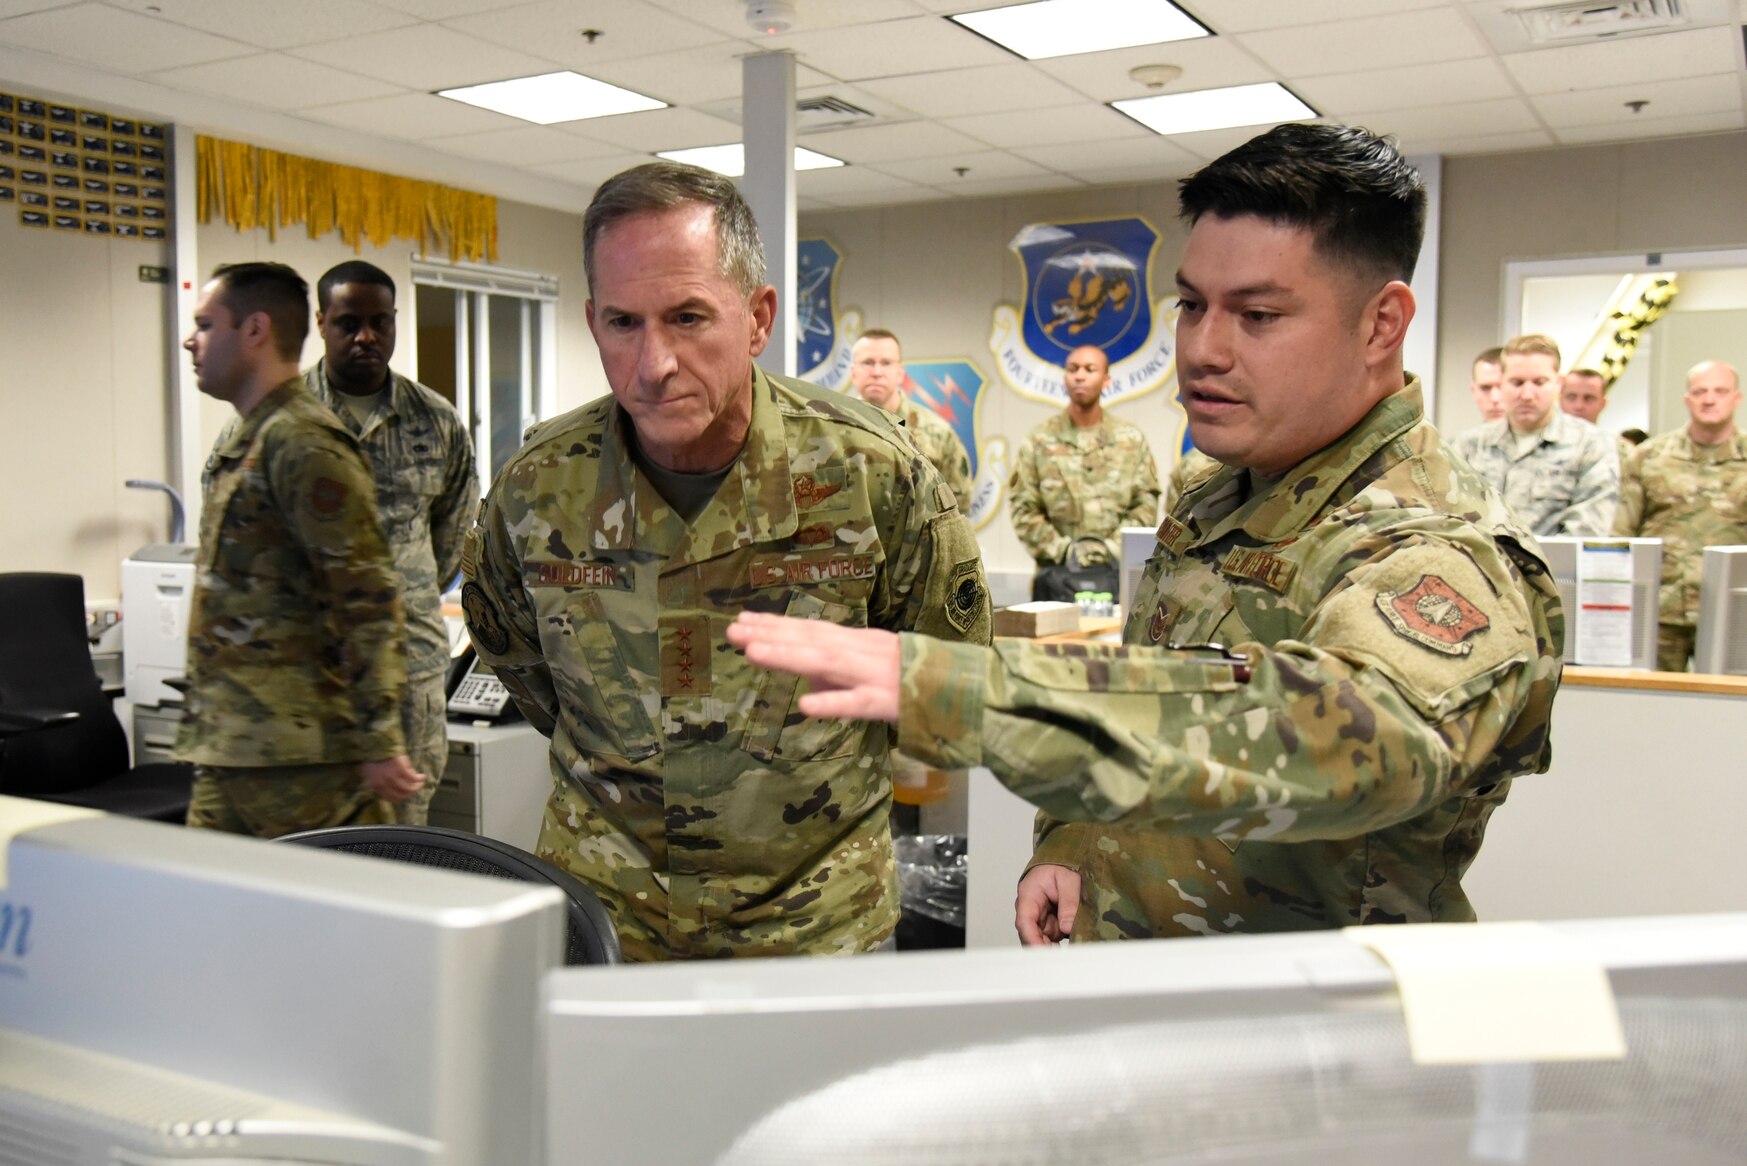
800, 119, 989, 163
1361, 97, 1542, 140
759, 15, 1012, 80
426, 124, 629, 164
797, 195, 836, 211
1012, 135, 1204, 175
1554, 109, 1745, 146
794, 166, 929, 197
1296, 57, 1516, 118
146, 54, 407, 107
855, 63, 1085, 119
1188, 0, 1445, 34
291, 23, 560, 90
1502, 28, 1740, 96
1075, 160, 1205, 188
110, 0, 417, 50
297, 91, 528, 139
1033, 37, 1274, 103
526, 152, 656, 185
1162, 123, 1295, 162
586, 47, 834, 108
0, 2, 254, 72
1239, 9, 1488, 75
1405, 128, 1554, 155
570, 106, 742, 150
822, 185, 952, 208
369, 0, 541, 17
938, 173, 1085, 198
642, 0, 928, 38
442, 0, 728, 66
0, 0, 78, 15
872, 149, 1049, 184
944, 102, 1152, 149
1532, 73, 1741, 129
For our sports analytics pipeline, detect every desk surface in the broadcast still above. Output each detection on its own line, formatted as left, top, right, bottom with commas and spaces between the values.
1561, 665, 1747, 696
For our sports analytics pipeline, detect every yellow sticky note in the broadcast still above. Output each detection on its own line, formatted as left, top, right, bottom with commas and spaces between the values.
1347, 921, 1627, 1064
0, 796, 101, 890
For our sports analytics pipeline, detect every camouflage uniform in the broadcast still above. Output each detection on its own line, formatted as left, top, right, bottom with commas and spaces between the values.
1449, 412, 1619, 536
306, 360, 476, 821
1612, 429, 1747, 671
1009, 411, 1160, 564
178, 378, 408, 838
900, 397, 973, 509
899, 380, 1564, 939
462, 367, 990, 961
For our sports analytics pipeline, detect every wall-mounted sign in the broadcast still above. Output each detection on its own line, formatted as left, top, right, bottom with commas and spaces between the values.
905, 359, 1004, 531
794, 236, 861, 390
990, 215, 1177, 407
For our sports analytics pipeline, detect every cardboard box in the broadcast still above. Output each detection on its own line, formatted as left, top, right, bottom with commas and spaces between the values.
992, 601, 1082, 638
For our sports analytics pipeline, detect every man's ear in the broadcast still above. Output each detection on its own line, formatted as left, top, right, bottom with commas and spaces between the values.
241, 310, 275, 353
1362, 280, 1415, 367
746, 285, 777, 358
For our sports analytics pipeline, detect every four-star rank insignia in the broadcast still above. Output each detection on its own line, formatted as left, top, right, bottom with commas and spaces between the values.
1375, 575, 1490, 655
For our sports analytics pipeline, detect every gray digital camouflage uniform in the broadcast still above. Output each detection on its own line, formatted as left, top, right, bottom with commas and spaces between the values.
178, 378, 408, 837
306, 360, 475, 820
899, 380, 1564, 939
462, 366, 990, 961
1009, 410, 1161, 564
1613, 429, 1747, 671
900, 397, 973, 509
1449, 411, 1619, 536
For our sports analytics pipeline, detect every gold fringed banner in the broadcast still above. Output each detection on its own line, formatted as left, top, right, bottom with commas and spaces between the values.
195, 135, 497, 263
1598, 276, 1678, 388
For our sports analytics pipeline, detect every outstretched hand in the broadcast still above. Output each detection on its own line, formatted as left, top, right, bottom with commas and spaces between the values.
727, 612, 902, 723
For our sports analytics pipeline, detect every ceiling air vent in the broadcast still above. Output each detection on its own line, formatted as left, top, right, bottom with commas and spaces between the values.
795, 95, 877, 130
1513, 0, 1688, 43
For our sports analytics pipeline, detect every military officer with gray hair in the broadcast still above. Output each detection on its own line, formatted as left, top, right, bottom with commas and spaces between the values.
178, 262, 423, 836
730, 124, 1563, 945
461, 161, 990, 961
1613, 359, 1747, 671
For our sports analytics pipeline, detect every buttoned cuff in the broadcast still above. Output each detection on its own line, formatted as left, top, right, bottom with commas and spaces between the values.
896, 633, 988, 769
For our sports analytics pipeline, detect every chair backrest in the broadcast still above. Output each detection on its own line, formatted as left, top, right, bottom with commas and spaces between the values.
276, 824, 622, 965
0, 572, 128, 796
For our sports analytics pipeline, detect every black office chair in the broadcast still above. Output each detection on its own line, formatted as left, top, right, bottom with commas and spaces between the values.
0, 572, 193, 822
276, 824, 623, 965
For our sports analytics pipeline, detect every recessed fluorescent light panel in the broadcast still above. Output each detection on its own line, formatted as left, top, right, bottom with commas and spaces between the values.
437, 71, 665, 125
1113, 82, 1317, 137
951, 0, 1209, 60
657, 144, 845, 177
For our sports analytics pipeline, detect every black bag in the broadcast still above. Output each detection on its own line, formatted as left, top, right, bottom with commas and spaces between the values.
1030, 538, 1119, 602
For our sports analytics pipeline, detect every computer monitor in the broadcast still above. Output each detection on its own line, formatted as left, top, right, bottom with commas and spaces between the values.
0, 797, 564, 1165
1694, 545, 1747, 675
1535, 537, 1662, 668
543, 914, 1747, 1165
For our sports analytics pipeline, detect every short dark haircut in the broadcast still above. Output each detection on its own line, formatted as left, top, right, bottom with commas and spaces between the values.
1620, 427, 1649, 447
210, 261, 308, 360
583, 161, 766, 297
317, 260, 395, 312
855, 327, 902, 355
1178, 123, 1426, 287
1567, 366, 1606, 384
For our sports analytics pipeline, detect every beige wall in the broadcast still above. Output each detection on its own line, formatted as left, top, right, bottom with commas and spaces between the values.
801, 184, 1191, 578
1436, 130, 1747, 435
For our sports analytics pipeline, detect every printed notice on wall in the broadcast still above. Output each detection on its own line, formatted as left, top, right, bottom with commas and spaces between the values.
1575, 541, 1633, 666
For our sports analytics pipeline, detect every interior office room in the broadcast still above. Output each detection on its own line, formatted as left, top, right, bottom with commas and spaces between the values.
4, 0, 1747, 1162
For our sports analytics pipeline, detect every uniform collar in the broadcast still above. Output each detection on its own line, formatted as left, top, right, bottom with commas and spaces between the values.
218, 376, 305, 458
1671, 429, 1747, 460
306, 359, 401, 431
1180, 376, 1425, 546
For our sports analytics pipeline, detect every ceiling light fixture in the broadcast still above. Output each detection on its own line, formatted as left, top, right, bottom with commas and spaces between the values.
657, 143, 844, 177
951, 0, 1209, 61
1112, 82, 1317, 137
437, 71, 665, 125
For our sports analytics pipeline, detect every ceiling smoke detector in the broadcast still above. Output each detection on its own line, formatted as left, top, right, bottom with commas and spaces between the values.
1129, 63, 1184, 90
746, 1, 795, 35
1512, 0, 1688, 43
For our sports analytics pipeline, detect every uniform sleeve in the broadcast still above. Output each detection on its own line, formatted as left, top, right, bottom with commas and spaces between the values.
897, 534, 1556, 846
1612, 444, 1646, 535
943, 436, 975, 513
1119, 435, 1161, 532
430, 414, 478, 589
1551, 432, 1619, 537
1008, 433, 1068, 565
459, 487, 560, 737
879, 447, 993, 647
269, 432, 407, 759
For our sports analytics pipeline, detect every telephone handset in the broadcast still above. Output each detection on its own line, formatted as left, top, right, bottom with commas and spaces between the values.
445, 646, 521, 723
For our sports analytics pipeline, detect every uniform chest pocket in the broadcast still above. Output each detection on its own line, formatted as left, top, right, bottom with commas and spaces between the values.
540, 588, 661, 763
743, 590, 868, 764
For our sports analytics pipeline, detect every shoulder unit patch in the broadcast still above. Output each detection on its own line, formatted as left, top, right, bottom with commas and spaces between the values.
1375, 574, 1490, 655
